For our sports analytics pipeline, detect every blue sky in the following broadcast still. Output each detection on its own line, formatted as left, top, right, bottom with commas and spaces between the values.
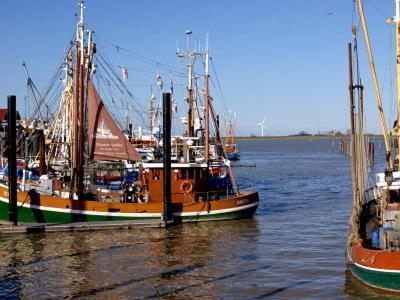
0, 0, 397, 135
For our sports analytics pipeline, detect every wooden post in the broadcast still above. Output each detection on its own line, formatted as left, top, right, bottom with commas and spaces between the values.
163, 93, 172, 223
7, 95, 17, 225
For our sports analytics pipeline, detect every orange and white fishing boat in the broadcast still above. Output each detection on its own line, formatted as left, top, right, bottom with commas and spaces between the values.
0, 1, 258, 226
347, 0, 400, 292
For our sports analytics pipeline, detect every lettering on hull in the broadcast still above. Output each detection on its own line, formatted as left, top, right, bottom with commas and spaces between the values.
236, 198, 249, 206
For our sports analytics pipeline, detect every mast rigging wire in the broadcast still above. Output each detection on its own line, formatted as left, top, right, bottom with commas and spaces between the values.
94, 33, 186, 76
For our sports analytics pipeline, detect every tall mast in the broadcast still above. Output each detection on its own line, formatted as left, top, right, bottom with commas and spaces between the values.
394, 0, 400, 169
78, 0, 85, 198
149, 87, 155, 132
356, 0, 393, 169
177, 30, 201, 137
204, 34, 210, 163
72, 0, 86, 198
348, 42, 360, 241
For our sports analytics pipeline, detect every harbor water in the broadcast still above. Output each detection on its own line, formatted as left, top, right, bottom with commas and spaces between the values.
0, 139, 396, 299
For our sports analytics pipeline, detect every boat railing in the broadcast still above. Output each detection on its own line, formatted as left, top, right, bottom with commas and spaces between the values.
128, 184, 256, 203
237, 183, 256, 192
181, 184, 256, 201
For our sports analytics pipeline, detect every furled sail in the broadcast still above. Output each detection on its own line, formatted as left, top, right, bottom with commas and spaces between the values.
87, 81, 140, 161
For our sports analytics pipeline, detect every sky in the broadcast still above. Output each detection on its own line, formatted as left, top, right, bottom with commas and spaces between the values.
0, 0, 397, 136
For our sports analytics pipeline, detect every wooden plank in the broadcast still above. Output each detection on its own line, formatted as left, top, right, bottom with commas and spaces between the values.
0, 220, 165, 234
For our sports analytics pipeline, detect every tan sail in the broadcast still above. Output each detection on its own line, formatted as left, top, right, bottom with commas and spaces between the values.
87, 81, 140, 161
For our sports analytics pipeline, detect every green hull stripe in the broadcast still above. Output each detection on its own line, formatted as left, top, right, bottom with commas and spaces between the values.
176, 204, 258, 222
0, 197, 161, 218
0, 200, 160, 223
0, 199, 257, 224
350, 263, 400, 292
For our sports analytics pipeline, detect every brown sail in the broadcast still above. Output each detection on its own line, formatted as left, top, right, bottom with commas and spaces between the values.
87, 81, 140, 161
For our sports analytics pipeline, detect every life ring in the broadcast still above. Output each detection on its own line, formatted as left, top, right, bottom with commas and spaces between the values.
180, 180, 193, 194
211, 167, 220, 176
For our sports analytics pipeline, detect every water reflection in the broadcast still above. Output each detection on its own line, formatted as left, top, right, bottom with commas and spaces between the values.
0, 219, 264, 298
0, 238, 23, 299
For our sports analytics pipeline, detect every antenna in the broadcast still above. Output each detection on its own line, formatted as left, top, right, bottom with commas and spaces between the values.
176, 39, 182, 56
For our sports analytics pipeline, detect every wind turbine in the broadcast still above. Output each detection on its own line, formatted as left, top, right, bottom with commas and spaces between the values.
257, 118, 267, 137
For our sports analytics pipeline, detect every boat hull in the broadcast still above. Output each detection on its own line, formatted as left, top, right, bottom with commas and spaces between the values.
0, 185, 258, 224
348, 242, 400, 292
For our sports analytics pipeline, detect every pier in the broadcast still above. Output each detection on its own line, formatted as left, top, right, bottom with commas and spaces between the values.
0, 219, 165, 234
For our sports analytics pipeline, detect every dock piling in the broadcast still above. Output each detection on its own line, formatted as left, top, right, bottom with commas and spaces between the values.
163, 93, 172, 223
7, 95, 18, 225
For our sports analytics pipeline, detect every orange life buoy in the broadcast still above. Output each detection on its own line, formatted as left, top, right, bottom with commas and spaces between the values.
180, 180, 193, 194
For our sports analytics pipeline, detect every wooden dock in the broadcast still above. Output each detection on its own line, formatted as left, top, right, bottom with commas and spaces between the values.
0, 220, 165, 234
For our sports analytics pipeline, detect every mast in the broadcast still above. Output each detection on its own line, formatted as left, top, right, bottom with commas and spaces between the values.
348, 43, 358, 215
177, 30, 201, 137
204, 35, 210, 163
149, 87, 155, 133
46, 51, 74, 173
348, 41, 364, 242
72, 0, 90, 199
78, 0, 85, 199
356, 0, 393, 169
394, 0, 400, 169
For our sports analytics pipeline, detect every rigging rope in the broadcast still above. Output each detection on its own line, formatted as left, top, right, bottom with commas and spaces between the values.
94, 33, 186, 76
95, 53, 147, 126
209, 56, 230, 115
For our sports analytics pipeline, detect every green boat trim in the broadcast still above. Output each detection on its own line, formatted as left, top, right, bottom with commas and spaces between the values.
0, 196, 162, 218
174, 202, 258, 217
349, 260, 400, 292
352, 261, 400, 274
0, 196, 258, 224
174, 202, 258, 222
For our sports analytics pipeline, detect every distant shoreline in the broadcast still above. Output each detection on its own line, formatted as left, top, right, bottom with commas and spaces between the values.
232, 134, 383, 141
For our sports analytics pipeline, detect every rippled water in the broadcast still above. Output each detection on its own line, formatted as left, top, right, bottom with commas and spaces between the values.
0, 139, 398, 299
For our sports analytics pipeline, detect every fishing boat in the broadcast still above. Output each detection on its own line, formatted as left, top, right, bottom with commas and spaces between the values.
225, 112, 240, 161
0, 1, 258, 225
347, 0, 400, 291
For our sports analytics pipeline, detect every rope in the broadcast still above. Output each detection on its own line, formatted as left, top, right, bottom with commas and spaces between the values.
209, 56, 229, 113
94, 33, 186, 76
